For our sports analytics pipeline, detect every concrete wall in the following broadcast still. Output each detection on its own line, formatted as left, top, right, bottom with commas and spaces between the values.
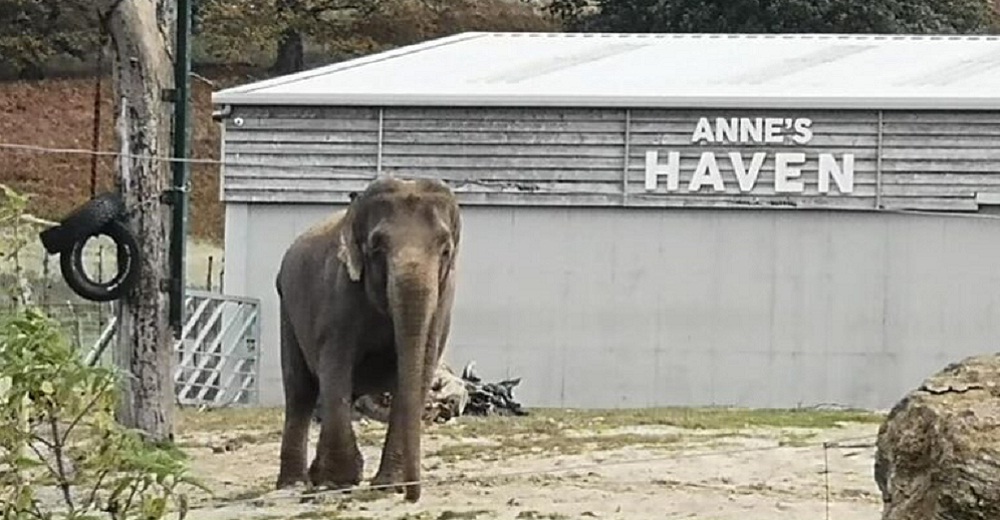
225, 203, 1000, 410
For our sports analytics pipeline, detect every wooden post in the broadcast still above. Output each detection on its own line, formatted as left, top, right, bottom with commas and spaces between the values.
101, 0, 176, 443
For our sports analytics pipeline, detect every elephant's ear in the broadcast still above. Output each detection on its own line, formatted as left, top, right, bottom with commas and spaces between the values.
451, 208, 462, 249
443, 207, 462, 277
337, 213, 363, 282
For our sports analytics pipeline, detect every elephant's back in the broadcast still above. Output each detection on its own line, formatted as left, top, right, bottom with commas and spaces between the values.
275, 209, 347, 293
298, 209, 347, 242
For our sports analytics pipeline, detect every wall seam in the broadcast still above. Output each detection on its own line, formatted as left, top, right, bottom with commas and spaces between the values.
376, 107, 384, 177
622, 108, 631, 205
875, 109, 884, 209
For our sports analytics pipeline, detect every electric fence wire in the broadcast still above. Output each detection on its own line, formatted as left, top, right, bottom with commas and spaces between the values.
173, 433, 878, 515
5, 139, 1000, 224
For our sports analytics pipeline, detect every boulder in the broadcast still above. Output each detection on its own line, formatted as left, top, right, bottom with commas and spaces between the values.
874, 353, 1000, 520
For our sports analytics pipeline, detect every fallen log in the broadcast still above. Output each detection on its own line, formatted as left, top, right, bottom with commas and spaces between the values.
874, 353, 1000, 520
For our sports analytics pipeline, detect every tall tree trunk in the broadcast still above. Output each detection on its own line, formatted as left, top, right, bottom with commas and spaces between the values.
100, 0, 176, 443
271, 28, 304, 75
271, 0, 304, 75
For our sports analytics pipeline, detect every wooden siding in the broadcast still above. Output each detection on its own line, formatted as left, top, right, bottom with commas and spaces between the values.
223, 106, 380, 202
221, 105, 1000, 211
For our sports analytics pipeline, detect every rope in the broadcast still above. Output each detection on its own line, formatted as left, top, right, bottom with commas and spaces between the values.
88, 36, 105, 198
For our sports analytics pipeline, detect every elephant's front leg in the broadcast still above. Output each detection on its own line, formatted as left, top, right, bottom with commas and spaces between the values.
371, 389, 407, 491
372, 341, 438, 492
309, 359, 363, 489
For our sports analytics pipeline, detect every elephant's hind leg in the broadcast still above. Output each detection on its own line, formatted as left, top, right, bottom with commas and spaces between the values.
276, 306, 318, 489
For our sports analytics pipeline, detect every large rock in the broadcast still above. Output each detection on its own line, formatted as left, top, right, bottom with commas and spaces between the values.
874, 354, 1000, 520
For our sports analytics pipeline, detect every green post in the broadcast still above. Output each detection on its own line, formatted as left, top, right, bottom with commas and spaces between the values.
169, 0, 192, 338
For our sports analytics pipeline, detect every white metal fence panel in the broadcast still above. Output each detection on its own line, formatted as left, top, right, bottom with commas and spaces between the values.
88, 290, 261, 407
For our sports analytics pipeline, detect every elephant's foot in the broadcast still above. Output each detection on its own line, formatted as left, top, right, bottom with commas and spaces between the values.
371, 464, 407, 494
276, 456, 310, 490
275, 470, 309, 490
308, 450, 364, 490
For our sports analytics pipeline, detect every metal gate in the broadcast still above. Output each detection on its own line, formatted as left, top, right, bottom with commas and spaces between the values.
88, 290, 261, 407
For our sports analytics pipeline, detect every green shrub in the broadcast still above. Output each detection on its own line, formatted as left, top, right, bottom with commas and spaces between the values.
1, 184, 206, 519
0, 307, 208, 520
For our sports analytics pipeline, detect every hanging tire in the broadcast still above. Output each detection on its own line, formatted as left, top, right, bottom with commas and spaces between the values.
39, 192, 127, 255
59, 218, 141, 302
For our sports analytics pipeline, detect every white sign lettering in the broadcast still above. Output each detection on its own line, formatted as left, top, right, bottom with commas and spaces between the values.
644, 116, 854, 195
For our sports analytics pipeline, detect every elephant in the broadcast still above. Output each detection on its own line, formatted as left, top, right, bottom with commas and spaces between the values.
273, 177, 461, 502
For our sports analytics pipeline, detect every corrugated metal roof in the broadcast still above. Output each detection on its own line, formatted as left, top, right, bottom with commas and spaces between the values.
212, 32, 1000, 109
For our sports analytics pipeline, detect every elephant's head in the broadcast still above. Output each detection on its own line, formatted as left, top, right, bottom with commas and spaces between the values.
336, 176, 460, 500
337, 177, 460, 310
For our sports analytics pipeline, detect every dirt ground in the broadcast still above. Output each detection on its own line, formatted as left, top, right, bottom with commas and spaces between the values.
171, 407, 887, 520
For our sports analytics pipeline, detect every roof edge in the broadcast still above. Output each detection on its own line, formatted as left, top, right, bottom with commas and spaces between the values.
209, 92, 1000, 111
213, 31, 489, 97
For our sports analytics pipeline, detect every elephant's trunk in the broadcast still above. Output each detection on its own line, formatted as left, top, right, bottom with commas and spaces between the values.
387, 253, 439, 502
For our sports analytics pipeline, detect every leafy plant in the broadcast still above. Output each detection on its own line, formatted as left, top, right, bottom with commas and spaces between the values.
0, 185, 207, 519
0, 307, 209, 519
0, 183, 35, 308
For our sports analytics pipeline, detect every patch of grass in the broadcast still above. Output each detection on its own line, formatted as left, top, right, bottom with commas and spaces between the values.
433, 415, 563, 438
778, 431, 820, 447
431, 431, 730, 462
177, 406, 285, 434
434, 407, 883, 439
175, 429, 284, 453
425, 407, 879, 462
549, 407, 884, 430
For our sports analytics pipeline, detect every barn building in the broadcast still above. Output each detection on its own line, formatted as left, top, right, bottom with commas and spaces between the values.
212, 32, 1000, 410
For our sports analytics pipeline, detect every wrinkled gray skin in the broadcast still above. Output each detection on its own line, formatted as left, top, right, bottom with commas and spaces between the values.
274, 177, 461, 502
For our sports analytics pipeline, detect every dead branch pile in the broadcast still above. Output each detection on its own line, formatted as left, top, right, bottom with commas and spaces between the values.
459, 362, 527, 418
348, 361, 528, 424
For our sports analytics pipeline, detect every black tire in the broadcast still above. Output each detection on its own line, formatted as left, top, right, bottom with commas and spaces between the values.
39, 192, 127, 254
59, 218, 141, 302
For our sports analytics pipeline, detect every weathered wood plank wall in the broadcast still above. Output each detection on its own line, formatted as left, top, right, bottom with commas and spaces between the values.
223, 106, 380, 202
221, 106, 1000, 211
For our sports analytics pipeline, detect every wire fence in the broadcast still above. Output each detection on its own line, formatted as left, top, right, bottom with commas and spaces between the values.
175, 430, 883, 519
0, 237, 224, 351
